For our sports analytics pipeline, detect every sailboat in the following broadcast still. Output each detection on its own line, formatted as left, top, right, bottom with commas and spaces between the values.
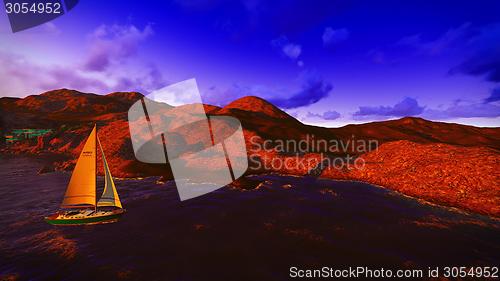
45, 125, 125, 225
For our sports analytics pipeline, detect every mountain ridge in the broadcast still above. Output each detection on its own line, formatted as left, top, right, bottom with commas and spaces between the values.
220, 95, 293, 120
1, 89, 499, 217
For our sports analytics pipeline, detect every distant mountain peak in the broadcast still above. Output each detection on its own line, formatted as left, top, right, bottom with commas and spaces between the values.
40, 89, 89, 97
106, 92, 144, 104
222, 96, 291, 119
397, 116, 428, 124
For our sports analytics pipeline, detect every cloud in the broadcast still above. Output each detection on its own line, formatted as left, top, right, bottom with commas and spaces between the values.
83, 24, 154, 71
282, 43, 301, 60
484, 87, 500, 103
445, 23, 500, 82
322, 27, 349, 45
372, 23, 474, 65
323, 110, 341, 120
395, 22, 500, 82
351, 97, 499, 121
0, 24, 166, 97
367, 50, 388, 64
269, 71, 333, 109
423, 101, 500, 119
202, 71, 333, 109
271, 36, 302, 61
307, 110, 341, 120
449, 50, 500, 82
397, 23, 472, 55
355, 94, 500, 121
354, 97, 424, 118
0, 50, 106, 96
39, 22, 61, 35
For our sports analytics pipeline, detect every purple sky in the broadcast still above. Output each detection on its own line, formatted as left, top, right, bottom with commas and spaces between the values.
0, 0, 499, 127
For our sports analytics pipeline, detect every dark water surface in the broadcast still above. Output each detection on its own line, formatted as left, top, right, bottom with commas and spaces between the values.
0, 157, 499, 280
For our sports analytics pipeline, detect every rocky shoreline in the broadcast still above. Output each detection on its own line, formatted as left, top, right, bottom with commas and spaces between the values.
3, 139, 499, 218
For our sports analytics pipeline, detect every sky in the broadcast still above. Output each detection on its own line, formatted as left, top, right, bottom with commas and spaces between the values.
0, 0, 499, 127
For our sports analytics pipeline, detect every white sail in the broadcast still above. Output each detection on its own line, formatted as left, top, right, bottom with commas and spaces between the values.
96, 134, 123, 208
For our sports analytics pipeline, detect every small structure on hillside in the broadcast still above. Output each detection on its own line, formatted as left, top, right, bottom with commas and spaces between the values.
4, 129, 53, 144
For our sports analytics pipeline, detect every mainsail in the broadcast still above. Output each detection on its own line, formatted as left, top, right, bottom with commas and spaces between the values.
97, 135, 123, 208
61, 125, 97, 208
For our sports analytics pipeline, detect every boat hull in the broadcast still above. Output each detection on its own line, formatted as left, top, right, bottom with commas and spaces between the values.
45, 209, 125, 226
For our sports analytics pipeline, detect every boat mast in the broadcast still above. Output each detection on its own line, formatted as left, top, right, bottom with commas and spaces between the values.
95, 124, 97, 213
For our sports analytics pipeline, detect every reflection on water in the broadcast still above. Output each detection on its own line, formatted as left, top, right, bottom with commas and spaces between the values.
0, 157, 499, 280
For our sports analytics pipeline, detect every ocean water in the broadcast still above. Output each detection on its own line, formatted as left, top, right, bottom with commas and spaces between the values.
0, 157, 499, 280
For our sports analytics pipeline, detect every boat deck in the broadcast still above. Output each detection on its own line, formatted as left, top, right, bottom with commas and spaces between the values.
45, 209, 125, 225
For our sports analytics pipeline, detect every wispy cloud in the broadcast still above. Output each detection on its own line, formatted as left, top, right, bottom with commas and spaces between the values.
353, 97, 424, 119
322, 27, 349, 46
39, 22, 61, 35
448, 24, 500, 83
367, 50, 389, 64
484, 87, 500, 103
84, 24, 154, 71
203, 70, 333, 109
271, 36, 303, 66
370, 23, 474, 65
282, 43, 301, 59
307, 110, 341, 120
353, 96, 500, 121
0, 23, 165, 97
397, 23, 472, 55
394, 22, 500, 83
269, 71, 333, 109
423, 100, 500, 119
0, 50, 106, 96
